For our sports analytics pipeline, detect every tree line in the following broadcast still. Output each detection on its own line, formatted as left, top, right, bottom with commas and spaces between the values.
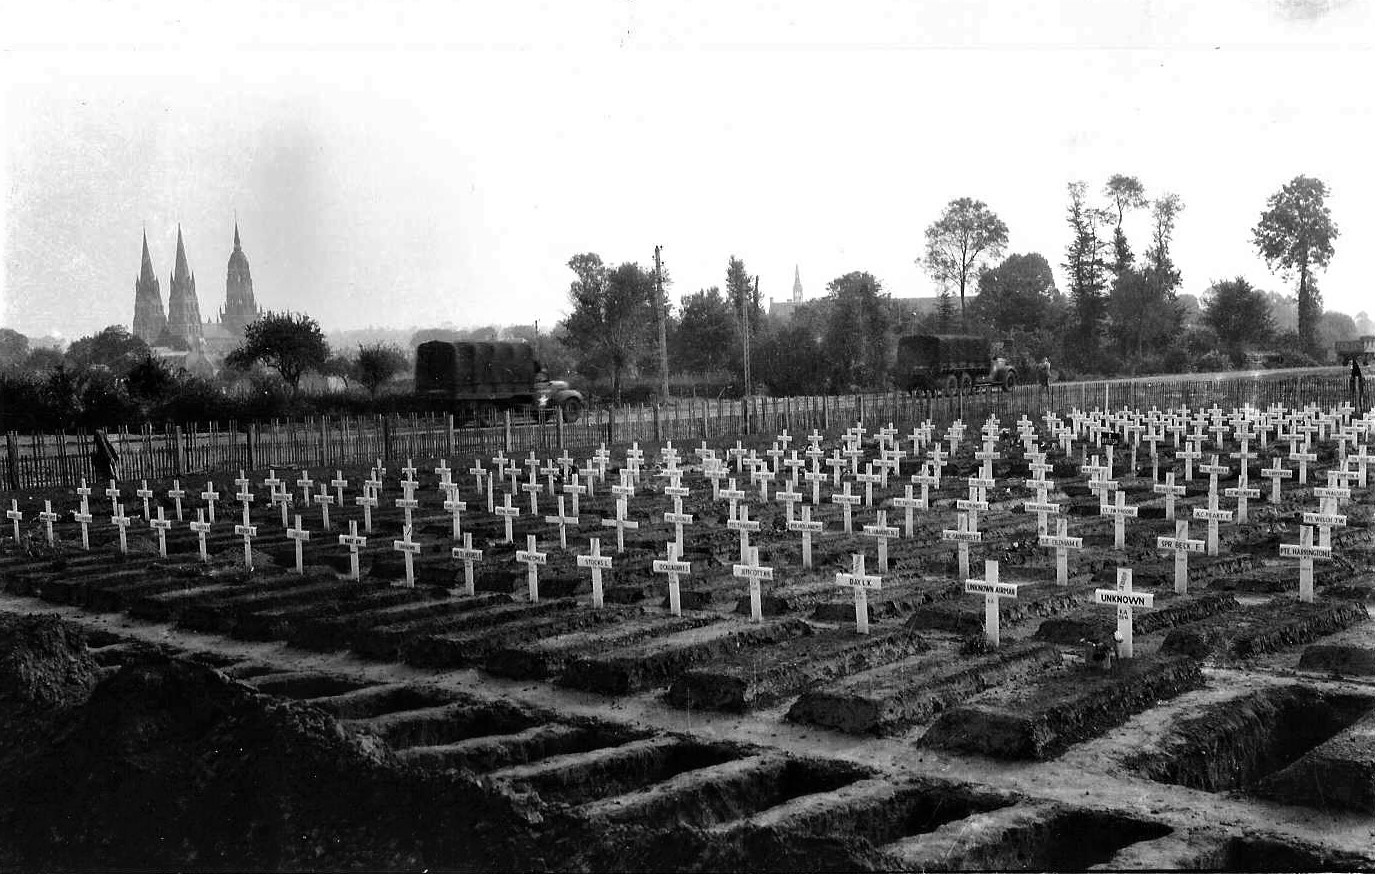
0, 173, 1363, 429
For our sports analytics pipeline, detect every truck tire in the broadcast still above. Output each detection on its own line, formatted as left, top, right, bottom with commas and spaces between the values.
561, 397, 584, 424
1002, 371, 1017, 392
944, 375, 959, 397
959, 373, 974, 395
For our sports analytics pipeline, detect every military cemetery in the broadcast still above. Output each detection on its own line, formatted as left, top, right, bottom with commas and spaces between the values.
5, 3, 1375, 870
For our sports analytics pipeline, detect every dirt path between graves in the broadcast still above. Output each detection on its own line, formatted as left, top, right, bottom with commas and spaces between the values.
6, 591, 1373, 861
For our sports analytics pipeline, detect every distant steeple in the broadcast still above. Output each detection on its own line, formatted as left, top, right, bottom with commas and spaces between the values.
165, 225, 204, 350
223, 221, 259, 335
131, 229, 167, 344
792, 265, 803, 303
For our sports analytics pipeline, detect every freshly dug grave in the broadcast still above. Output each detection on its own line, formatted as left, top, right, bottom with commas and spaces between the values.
1125, 685, 1375, 798
1297, 644, 1375, 676
920, 654, 1204, 760
0, 652, 546, 872
1034, 590, 1239, 646
1252, 706, 1375, 813
1160, 598, 1369, 661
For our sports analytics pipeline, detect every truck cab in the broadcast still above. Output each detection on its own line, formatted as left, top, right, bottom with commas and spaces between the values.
896, 333, 1017, 396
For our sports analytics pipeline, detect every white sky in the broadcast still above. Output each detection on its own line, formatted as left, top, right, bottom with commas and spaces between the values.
3, 0, 1373, 341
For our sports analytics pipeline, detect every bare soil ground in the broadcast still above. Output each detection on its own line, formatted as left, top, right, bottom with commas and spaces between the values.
2, 434, 1374, 871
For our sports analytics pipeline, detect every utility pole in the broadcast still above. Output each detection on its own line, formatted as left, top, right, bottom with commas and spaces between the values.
654, 245, 669, 402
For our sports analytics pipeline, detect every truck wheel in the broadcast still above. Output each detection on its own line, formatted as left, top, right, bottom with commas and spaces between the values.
1003, 372, 1017, 392
959, 373, 973, 395
944, 375, 959, 397
561, 397, 584, 424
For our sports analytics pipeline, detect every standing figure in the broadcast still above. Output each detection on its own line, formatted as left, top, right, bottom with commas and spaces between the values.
92, 430, 121, 481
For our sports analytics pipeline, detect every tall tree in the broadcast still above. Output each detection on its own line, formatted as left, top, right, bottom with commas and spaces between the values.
559, 253, 655, 403
672, 287, 737, 373
1103, 175, 1147, 275
922, 198, 1009, 328
1202, 277, 1275, 362
1062, 182, 1110, 365
823, 271, 894, 390
353, 342, 409, 397
972, 253, 1057, 333
1252, 175, 1339, 355
725, 256, 761, 391
65, 326, 154, 378
225, 312, 331, 394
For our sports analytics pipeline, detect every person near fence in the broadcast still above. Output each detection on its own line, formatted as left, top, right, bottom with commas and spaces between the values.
92, 430, 120, 481
1037, 357, 1052, 403
1352, 358, 1366, 408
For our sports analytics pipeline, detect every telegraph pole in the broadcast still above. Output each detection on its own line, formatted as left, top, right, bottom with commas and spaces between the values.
742, 275, 757, 433
654, 245, 669, 401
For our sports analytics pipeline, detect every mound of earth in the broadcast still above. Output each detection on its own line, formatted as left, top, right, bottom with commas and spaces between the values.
0, 652, 544, 872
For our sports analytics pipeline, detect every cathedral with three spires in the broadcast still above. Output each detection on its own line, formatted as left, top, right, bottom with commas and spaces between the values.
131, 223, 262, 371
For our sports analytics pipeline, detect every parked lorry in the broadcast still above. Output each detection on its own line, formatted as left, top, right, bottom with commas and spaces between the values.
414, 340, 585, 422
895, 333, 1017, 396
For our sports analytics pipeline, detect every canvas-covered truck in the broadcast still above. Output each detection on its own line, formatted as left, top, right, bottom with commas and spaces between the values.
415, 340, 585, 423
896, 333, 1017, 396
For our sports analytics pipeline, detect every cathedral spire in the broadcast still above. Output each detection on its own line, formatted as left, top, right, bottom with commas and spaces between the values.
166, 225, 204, 351
233, 220, 241, 251
792, 265, 803, 303
132, 229, 166, 344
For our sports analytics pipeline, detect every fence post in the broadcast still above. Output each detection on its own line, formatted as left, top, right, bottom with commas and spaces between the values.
174, 426, 186, 476
503, 410, 512, 453
319, 416, 328, 467
246, 422, 257, 470
446, 414, 456, 457
6, 432, 19, 490
383, 414, 394, 461
653, 404, 661, 444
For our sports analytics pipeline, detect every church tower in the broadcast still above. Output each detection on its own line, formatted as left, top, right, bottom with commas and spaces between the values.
131, 231, 166, 344
222, 222, 259, 334
792, 265, 803, 303
165, 225, 204, 350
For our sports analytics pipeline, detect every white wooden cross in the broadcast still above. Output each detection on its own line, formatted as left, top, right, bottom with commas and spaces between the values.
733, 545, 774, 623
262, 469, 283, 499
434, 458, 452, 488
331, 471, 349, 508
727, 503, 760, 564
1100, 489, 1139, 550
543, 495, 577, 549
728, 440, 748, 473
167, 480, 186, 521
836, 553, 881, 634
148, 505, 172, 557
719, 478, 746, 520
1095, 568, 1153, 659
315, 486, 335, 530
774, 482, 803, 524
235, 480, 255, 518
1223, 479, 1261, 524
765, 441, 785, 475
73, 494, 93, 550
136, 480, 155, 520
296, 469, 315, 506
824, 451, 847, 487
562, 474, 587, 517
468, 459, 489, 504
599, 500, 638, 553
974, 441, 1000, 482
111, 505, 131, 554
286, 513, 311, 574
576, 537, 611, 608
443, 490, 466, 540
200, 481, 220, 523
624, 442, 645, 481
653, 542, 692, 616
609, 468, 635, 509
663, 501, 694, 556
803, 464, 828, 506
189, 509, 211, 563
831, 480, 861, 534
354, 487, 378, 534
1177, 442, 1202, 481
855, 464, 882, 507
1038, 517, 1083, 586
401, 457, 419, 486
338, 519, 367, 581
234, 507, 258, 571
395, 479, 420, 530
1349, 443, 1373, 489
911, 463, 940, 510
515, 534, 547, 602
451, 533, 483, 597
104, 479, 122, 517
391, 524, 422, 588
522, 476, 543, 515
957, 476, 992, 531
1156, 519, 1205, 595
941, 512, 982, 581
271, 487, 294, 528
495, 493, 521, 544
1193, 474, 1233, 557
1280, 524, 1330, 603
965, 559, 1025, 648
788, 505, 823, 569
1152, 472, 1187, 521
1290, 439, 1317, 485
1305, 478, 1349, 550
862, 510, 899, 572
38, 500, 59, 546
891, 485, 925, 539
750, 462, 773, 502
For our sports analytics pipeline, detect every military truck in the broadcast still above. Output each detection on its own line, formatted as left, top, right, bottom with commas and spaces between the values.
896, 333, 1017, 396
1336, 335, 1375, 366
414, 340, 585, 422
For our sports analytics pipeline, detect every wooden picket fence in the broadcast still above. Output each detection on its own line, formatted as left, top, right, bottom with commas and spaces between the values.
3, 370, 1357, 490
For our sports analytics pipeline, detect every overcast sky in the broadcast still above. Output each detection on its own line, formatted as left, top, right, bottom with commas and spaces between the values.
3, 0, 1372, 341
